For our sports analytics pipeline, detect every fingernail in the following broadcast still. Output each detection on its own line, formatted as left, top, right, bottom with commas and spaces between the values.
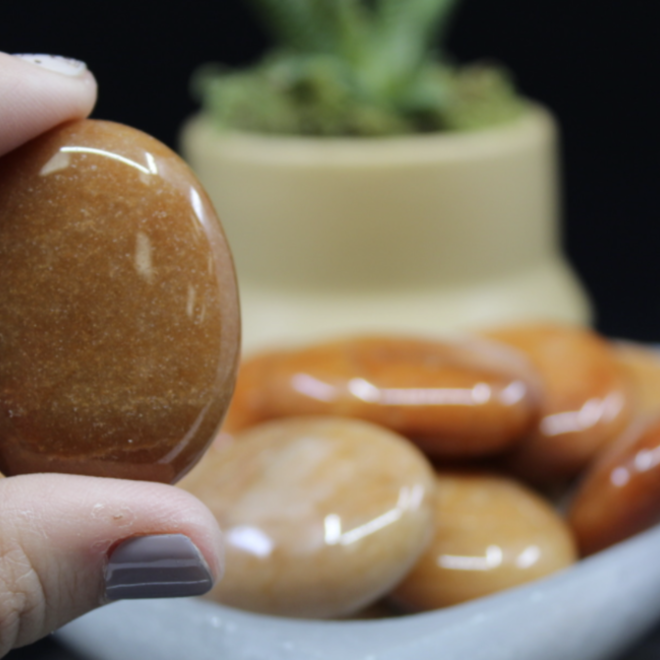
105, 534, 214, 600
13, 54, 88, 77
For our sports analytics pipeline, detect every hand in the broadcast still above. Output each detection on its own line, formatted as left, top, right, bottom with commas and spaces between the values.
0, 53, 223, 656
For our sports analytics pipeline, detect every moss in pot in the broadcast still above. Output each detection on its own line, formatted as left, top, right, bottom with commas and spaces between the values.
180, 0, 592, 352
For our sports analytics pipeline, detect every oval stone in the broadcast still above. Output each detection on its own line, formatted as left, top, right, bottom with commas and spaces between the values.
180, 416, 436, 618
224, 335, 540, 458
389, 471, 577, 611
568, 417, 660, 556
0, 120, 240, 483
483, 323, 633, 485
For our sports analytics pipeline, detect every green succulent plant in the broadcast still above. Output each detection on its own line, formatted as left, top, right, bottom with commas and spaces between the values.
192, 0, 525, 137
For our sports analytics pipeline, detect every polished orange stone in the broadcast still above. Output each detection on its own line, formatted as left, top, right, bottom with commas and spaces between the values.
483, 323, 633, 484
0, 120, 240, 483
613, 342, 660, 417
569, 417, 660, 556
390, 471, 577, 611
224, 335, 540, 458
180, 416, 436, 618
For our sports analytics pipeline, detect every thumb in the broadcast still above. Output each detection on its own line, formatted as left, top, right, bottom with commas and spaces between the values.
0, 473, 223, 655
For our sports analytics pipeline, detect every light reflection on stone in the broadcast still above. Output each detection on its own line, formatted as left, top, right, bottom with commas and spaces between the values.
347, 378, 493, 407
291, 373, 337, 402
390, 472, 576, 611
180, 417, 435, 618
226, 525, 274, 558
438, 545, 503, 572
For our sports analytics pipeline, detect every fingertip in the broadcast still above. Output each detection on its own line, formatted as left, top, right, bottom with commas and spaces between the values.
161, 484, 225, 582
0, 51, 99, 157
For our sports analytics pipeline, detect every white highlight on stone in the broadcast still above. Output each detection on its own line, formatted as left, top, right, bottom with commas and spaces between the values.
540, 392, 624, 437
499, 380, 527, 406
439, 545, 503, 571
145, 152, 158, 175
348, 377, 492, 406
324, 514, 342, 545
187, 285, 196, 318
134, 231, 154, 283
62, 147, 152, 175
291, 373, 337, 402
339, 507, 403, 546
634, 446, 660, 472
611, 466, 630, 488
40, 150, 71, 176
516, 545, 541, 569
227, 526, 274, 558
190, 188, 205, 224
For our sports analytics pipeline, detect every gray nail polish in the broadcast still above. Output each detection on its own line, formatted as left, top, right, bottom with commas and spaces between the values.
105, 534, 214, 600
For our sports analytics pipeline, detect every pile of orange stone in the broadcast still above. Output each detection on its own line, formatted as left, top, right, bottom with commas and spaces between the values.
180, 323, 660, 619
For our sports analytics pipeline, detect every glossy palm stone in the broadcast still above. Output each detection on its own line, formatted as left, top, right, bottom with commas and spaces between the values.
180, 417, 436, 618
569, 417, 660, 556
224, 335, 540, 458
390, 472, 577, 611
483, 323, 632, 485
0, 120, 240, 483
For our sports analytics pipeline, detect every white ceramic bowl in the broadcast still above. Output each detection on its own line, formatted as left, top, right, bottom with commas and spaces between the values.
59, 519, 660, 660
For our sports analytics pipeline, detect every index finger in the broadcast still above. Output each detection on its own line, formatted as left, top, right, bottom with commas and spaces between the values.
0, 52, 97, 157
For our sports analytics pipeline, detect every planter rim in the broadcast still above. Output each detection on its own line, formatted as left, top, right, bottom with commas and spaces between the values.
183, 103, 555, 166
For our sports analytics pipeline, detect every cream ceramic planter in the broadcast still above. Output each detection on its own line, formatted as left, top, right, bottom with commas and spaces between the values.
180, 106, 591, 353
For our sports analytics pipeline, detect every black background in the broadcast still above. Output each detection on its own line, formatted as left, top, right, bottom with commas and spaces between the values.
1, 0, 659, 342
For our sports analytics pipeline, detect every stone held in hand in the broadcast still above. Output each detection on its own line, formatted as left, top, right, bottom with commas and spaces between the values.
0, 119, 240, 483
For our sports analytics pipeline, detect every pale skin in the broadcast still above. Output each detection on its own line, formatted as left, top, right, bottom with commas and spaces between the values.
0, 53, 223, 655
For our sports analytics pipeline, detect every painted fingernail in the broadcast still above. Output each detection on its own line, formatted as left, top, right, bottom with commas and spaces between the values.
13, 54, 87, 77
105, 534, 214, 600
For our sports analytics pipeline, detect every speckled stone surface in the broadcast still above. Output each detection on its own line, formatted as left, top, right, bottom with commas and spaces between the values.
0, 120, 240, 483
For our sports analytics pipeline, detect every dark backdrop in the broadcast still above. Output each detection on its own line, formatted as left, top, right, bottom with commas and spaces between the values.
2, 0, 658, 341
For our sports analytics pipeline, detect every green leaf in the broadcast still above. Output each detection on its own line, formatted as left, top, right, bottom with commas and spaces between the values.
374, 0, 460, 75
246, 0, 335, 52
331, 0, 374, 65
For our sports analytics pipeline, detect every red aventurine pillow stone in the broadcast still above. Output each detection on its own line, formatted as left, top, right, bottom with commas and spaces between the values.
0, 120, 240, 483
